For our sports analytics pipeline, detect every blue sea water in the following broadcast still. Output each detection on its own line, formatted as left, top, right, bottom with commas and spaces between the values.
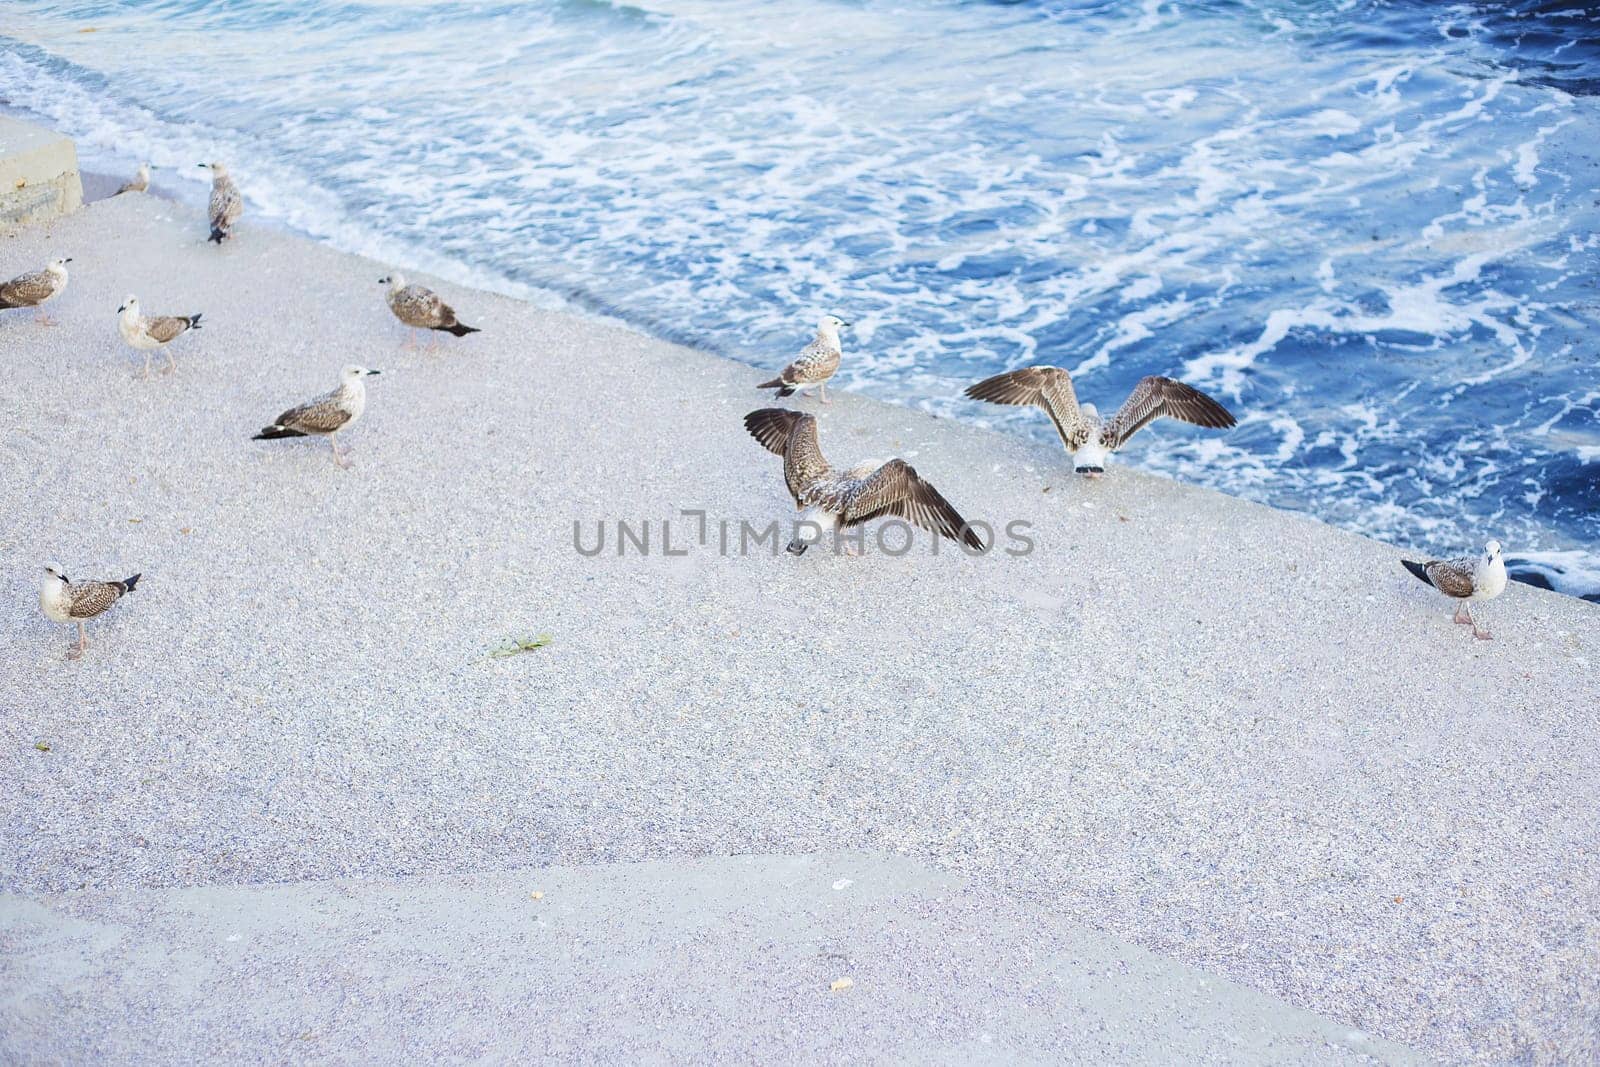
2, 0, 1597, 597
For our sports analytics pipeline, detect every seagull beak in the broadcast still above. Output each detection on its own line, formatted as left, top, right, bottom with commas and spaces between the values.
367, 369, 382, 376
63, 257, 73, 263
196, 163, 207, 168
840, 320, 852, 327
117, 305, 125, 313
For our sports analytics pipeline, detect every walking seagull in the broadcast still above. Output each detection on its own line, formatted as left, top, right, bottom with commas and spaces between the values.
745, 408, 985, 556
1, 257, 71, 324
254, 365, 381, 468
118, 295, 202, 377
40, 564, 141, 660
758, 315, 849, 404
965, 366, 1236, 477
115, 162, 151, 195
1402, 540, 1507, 640
198, 161, 243, 243
379, 274, 480, 350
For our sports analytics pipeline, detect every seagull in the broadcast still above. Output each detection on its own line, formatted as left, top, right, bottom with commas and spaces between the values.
1402, 539, 1507, 640
758, 315, 849, 404
964, 366, 1236, 477
118, 295, 202, 377
254, 365, 381, 468
744, 408, 986, 556
379, 274, 480, 350
198, 161, 243, 243
1, 257, 71, 325
40, 564, 141, 660
115, 162, 151, 195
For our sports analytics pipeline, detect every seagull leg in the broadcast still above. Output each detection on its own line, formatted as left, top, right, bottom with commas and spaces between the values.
426, 333, 442, 354
1466, 602, 1492, 641
162, 349, 178, 375
139, 351, 153, 379
67, 622, 88, 660
1452, 601, 1472, 626
329, 434, 352, 469
35, 309, 58, 326
819, 382, 832, 405
402, 329, 418, 351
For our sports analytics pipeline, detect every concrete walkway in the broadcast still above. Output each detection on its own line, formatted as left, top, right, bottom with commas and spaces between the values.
1, 191, 1596, 1062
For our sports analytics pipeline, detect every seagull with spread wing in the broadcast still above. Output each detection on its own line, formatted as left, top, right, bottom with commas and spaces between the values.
253, 365, 381, 468
744, 408, 985, 556
118, 295, 202, 377
40, 564, 141, 660
1402, 540, 1507, 640
964, 366, 1236, 477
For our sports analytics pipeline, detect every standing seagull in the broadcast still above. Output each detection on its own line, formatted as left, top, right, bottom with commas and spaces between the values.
118, 295, 203, 377
745, 408, 985, 556
965, 366, 1236, 477
115, 162, 152, 195
198, 161, 243, 243
379, 274, 480, 350
1, 257, 71, 325
40, 564, 141, 660
758, 315, 849, 404
1402, 540, 1507, 640
254, 365, 382, 468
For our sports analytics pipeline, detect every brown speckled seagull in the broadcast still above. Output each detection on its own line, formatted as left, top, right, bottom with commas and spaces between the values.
198, 161, 243, 243
745, 408, 985, 556
1, 257, 71, 325
40, 564, 141, 660
965, 366, 1236, 478
758, 315, 849, 404
118, 294, 203, 377
1402, 539, 1507, 640
254, 365, 381, 468
380, 273, 480, 351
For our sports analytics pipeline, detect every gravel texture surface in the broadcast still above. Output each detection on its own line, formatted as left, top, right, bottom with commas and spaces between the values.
1, 195, 1596, 1062
1, 853, 1417, 1065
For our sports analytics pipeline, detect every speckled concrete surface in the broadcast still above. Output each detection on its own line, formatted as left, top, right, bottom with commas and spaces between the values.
0, 195, 1596, 1062
0, 853, 1416, 1064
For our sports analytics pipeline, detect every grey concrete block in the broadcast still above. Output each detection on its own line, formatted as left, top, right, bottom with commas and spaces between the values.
0, 115, 84, 230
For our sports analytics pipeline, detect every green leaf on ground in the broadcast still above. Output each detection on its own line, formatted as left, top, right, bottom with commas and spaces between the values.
34, 741, 51, 752
488, 633, 553, 659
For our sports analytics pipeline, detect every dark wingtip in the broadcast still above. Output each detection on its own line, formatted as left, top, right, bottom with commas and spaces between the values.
208, 229, 226, 244
786, 540, 809, 556
446, 322, 481, 337
1401, 559, 1433, 587
123, 573, 142, 592
190, 313, 203, 329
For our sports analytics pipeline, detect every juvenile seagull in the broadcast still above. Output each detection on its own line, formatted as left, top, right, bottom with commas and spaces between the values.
1, 257, 71, 324
118, 295, 202, 377
40, 564, 141, 660
1402, 539, 1507, 640
745, 408, 985, 556
115, 162, 151, 195
758, 315, 849, 403
198, 161, 243, 243
254, 365, 381, 468
965, 366, 1236, 477
379, 274, 480, 350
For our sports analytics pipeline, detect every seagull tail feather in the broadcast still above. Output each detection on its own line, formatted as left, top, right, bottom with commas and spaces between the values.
442, 322, 481, 337
188, 313, 203, 330
121, 574, 142, 593
208, 227, 229, 244
253, 425, 307, 440
1401, 559, 1433, 587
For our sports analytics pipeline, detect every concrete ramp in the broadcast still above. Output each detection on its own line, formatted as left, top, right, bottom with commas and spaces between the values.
0, 115, 82, 229
1, 854, 1414, 1064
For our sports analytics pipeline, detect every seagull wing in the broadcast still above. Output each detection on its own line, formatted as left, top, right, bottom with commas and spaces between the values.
392, 285, 451, 328
836, 459, 985, 550
210, 181, 243, 229
0, 270, 54, 308
1100, 376, 1236, 451
1424, 558, 1477, 598
66, 580, 127, 619
964, 366, 1089, 453
744, 408, 830, 506
780, 337, 842, 386
144, 316, 196, 343
276, 389, 353, 435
